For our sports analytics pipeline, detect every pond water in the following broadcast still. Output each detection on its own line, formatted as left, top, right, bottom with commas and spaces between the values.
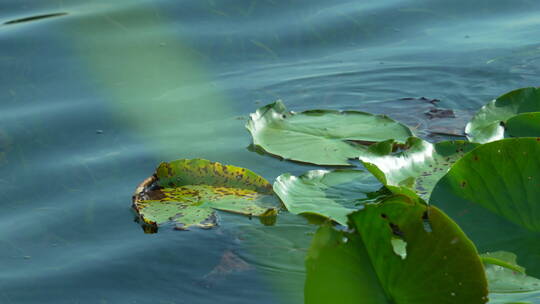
1, 0, 540, 303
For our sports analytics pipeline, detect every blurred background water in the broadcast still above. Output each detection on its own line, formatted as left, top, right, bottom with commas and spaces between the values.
1, 0, 540, 303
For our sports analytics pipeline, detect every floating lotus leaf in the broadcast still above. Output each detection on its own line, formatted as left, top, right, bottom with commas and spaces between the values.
359, 137, 478, 200
431, 138, 540, 276
506, 112, 540, 138
305, 195, 488, 304
483, 251, 540, 304
273, 169, 382, 225
132, 159, 278, 231
246, 101, 413, 166
431, 138, 540, 232
466, 87, 540, 143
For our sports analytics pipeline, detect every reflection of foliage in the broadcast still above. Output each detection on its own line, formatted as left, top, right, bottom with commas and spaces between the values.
134, 87, 540, 302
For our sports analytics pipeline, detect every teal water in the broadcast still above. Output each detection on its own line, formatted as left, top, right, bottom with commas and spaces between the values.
1, 0, 540, 303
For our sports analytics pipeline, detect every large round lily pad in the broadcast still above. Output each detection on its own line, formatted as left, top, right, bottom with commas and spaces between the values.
273, 169, 382, 225
246, 101, 413, 166
359, 137, 478, 200
132, 159, 279, 231
431, 138, 540, 232
430, 138, 540, 276
305, 195, 488, 304
465, 87, 540, 143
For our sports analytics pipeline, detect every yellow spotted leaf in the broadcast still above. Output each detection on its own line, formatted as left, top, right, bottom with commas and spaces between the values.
133, 159, 279, 232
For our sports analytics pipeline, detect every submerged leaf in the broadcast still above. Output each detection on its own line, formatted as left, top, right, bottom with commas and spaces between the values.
246, 100, 412, 166
482, 251, 540, 293
359, 137, 478, 200
488, 292, 540, 304
466, 87, 540, 143
482, 251, 526, 274
305, 195, 488, 304
355, 97, 474, 141
132, 159, 278, 231
232, 213, 317, 304
431, 138, 540, 276
199, 250, 253, 287
273, 169, 382, 225
484, 251, 540, 304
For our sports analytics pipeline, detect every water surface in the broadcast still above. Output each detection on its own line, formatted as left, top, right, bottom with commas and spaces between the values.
1, 0, 540, 303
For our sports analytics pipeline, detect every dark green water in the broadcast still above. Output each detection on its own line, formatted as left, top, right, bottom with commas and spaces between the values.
1, 0, 540, 303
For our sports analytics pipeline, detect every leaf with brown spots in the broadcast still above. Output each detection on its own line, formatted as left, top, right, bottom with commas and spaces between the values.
132, 159, 279, 231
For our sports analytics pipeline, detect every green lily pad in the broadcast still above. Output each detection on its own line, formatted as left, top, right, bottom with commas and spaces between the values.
484, 251, 540, 304
430, 138, 540, 277
305, 226, 388, 304
246, 101, 413, 166
466, 87, 540, 143
132, 159, 278, 231
506, 112, 540, 138
305, 195, 488, 304
273, 169, 382, 226
431, 138, 540, 232
359, 137, 478, 200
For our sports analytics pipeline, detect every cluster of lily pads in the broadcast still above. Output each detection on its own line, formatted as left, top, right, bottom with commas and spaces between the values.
132, 87, 540, 303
